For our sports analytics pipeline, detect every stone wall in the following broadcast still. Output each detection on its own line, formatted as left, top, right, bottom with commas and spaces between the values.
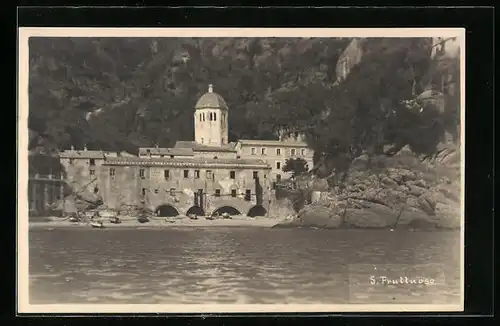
64, 161, 273, 217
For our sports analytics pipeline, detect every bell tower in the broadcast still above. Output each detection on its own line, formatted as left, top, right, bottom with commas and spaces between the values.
194, 84, 229, 147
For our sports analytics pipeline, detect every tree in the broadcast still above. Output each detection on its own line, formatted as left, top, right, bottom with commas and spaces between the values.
282, 158, 309, 177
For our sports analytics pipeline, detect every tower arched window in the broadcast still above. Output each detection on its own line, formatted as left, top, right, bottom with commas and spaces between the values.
203, 113, 205, 121
214, 112, 217, 121
210, 112, 213, 121
199, 113, 202, 121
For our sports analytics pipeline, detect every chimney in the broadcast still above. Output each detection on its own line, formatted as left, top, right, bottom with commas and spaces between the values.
208, 84, 213, 93
83, 144, 87, 151
70, 145, 75, 150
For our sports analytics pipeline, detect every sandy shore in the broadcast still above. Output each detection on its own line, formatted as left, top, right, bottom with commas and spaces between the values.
29, 215, 283, 229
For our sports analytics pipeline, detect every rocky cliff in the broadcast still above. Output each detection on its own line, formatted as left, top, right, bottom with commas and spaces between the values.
274, 143, 461, 230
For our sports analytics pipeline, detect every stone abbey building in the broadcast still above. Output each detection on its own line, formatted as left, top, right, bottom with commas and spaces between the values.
59, 85, 314, 217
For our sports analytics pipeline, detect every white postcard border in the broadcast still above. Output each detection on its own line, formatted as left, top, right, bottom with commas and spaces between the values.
17, 27, 466, 314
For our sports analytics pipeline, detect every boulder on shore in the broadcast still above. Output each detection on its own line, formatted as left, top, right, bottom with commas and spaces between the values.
269, 198, 296, 218
344, 201, 397, 228
273, 203, 342, 229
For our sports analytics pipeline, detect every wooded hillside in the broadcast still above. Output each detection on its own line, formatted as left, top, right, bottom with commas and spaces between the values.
28, 37, 460, 174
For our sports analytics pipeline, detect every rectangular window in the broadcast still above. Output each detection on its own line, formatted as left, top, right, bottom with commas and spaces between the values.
109, 168, 115, 176
183, 170, 189, 178
89, 158, 95, 166
261, 147, 267, 155
170, 188, 176, 196
244, 189, 251, 201
164, 170, 170, 179
301, 149, 306, 156
154, 189, 159, 194
291, 149, 296, 156
276, 162, 281, 169
69, 158, 74, 164
214, 112, 217, 121
229, 171, 235, 179
215, 189, 221, 197
276, 148, 281, 156
206, 170, 213, 180
251, 148, 256, 155
89, 169, 95, 176
194, 170, 200, 179
253, 171, 258, 179
231, 189, 237, 197
141, 188, 146, 196
139, 169, 145, 179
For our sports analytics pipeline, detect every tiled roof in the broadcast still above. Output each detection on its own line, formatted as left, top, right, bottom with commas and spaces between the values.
138, 147, 194, 156
59, 150, 106, 159
103, 156, 271, 169
174, 141, 237, 153
237, 139, 309, 147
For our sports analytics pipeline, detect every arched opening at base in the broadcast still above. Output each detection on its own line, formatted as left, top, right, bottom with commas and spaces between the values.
156, 205, 180, 217
186, 206, 205, 217
247, 205, 267, 217
212, 206, 242, 217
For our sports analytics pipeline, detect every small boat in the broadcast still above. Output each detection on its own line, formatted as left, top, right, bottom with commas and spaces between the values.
137, 215, 150, 223
188, 214, 198, 220
221, 212, 232, 219
90, 221, 105, 229
109, 216, 121, 224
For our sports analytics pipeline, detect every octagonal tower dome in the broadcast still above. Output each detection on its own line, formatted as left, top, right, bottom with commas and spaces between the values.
195, 84, 229, 111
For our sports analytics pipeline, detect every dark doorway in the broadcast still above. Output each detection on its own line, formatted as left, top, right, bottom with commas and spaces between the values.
156, 205, 180, 217
247, 205, 267, 217
213, 206, 242, 216
186, 206, 205, 216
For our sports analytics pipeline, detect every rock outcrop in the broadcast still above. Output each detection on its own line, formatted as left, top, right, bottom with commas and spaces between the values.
269, 198, 296, 220
275, 144, 461, 230
273, 203, 342, 229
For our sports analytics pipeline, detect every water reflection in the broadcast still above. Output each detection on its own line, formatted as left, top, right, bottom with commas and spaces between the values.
29, 228, 460, 304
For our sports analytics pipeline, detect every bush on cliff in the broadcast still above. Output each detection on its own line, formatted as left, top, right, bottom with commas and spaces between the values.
282, 157, 309, 177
